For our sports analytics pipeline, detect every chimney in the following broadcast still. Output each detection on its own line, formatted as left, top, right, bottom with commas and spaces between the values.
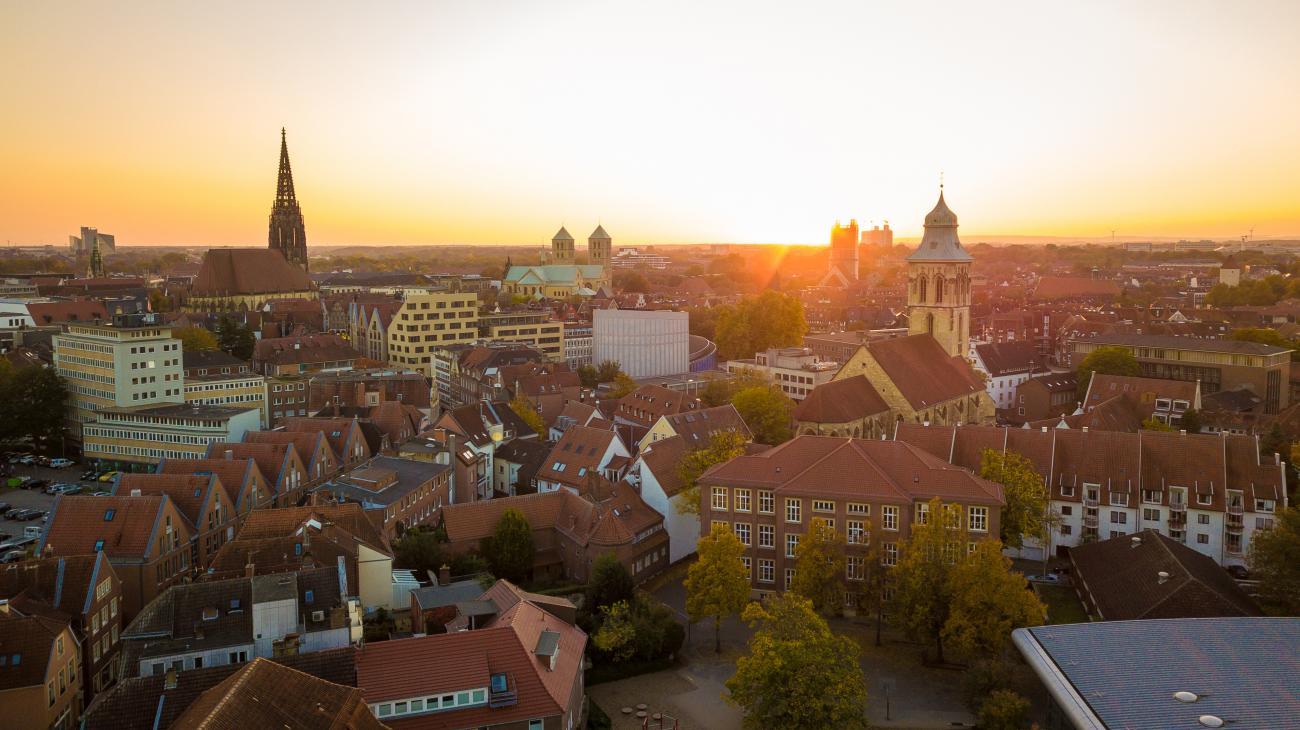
224, 450, 233, 461
130, 489, 142, 497
1081, 426, 1088, 433
1157, 570, 1170, 585
438, 564, 451, 586
164, 668, 178, 690
1130, 536, 1142, 548
332, 395, 340, 418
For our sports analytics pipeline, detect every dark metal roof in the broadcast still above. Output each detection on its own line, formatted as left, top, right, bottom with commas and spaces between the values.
1013, 618, 1300, 729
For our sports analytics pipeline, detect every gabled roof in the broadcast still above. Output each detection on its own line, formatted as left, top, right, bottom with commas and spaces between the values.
0, 611, 71, 690
41, 495, 177, 560
1030, 276, 1122, 301
974, 340, 1041, 377
206, 442, 295, 488
660, 404, 752, 447
158, 458, 266, 509
191, 248, 314, 296
537, 425, 619, 487
792, 375, 890, 424
27, 298, 108, 325
115, 474, 222, 531
0, 554, 108, 621
638, 435, 688, 497
701, 436, 1004, 505
1070, 530, 1261, 620
170, 658, 383, 730
861, 334, 984, 409
245, 429, 336, 471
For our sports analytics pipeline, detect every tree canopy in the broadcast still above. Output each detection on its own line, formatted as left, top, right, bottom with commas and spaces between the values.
586, 552, 636, 613
726, 594, 868, 730
675, 430, 749, 516
392, 527, 446, 577
731, 385, 794, 445
941, 541, 1045, 656
605, 372, 639, 399
174, 326, 218, 352
714, 290, 808, 360
979, 449, 1047, 550
215, 316, 256, 360
685, 523, 750, 653
482, 508, 534, 584
507, 396, 545, 436
1076, 345, 1140, 392
791, 517, 848, 615
0, 366, 69, 453
1248, 506, 1300, 615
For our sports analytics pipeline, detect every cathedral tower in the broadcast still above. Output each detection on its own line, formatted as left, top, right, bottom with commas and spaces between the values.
551, 227, 575, 264
906, 190, 972, 357
588, 225, 611, 271
268, 128, 308, 271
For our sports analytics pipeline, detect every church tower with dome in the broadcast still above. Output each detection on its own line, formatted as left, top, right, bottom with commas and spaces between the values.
906, 189, 973, 358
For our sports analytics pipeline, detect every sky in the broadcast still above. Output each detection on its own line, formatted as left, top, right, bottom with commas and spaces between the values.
3, 1, 1299, 247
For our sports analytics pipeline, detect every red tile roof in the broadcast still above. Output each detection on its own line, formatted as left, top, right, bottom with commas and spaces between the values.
27, 299, 108, 325
862, 334, 985, 409
254, 334, 360, 367
792, 375, 890, 424
0, 612, 71, 690
41, 495, 176, 559
170, 657, 383, 730
115, 474, 219, 530
158, 458, 267, 510
191, 248, 314, 296
536, 425, 619, 488
1031, 276, 1122, 301
205, 442, 295, 489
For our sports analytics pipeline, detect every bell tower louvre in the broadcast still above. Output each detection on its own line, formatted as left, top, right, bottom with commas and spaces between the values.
268, 128, 308, 271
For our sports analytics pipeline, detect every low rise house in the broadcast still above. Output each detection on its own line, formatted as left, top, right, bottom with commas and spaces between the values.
433, 401, 534, 501
1081, 373, 1201, 428
535, 425, 630, 495
0, 608, 83, 730
356, 592, 587, 729
40, 495, 196, 621
970, 340, 1043, 410
613, 384, 701, 430
168, 657, 383, 729
315, 456, 453, 539
0, 553, 123, 698
251, 334, 361, 378
637, 403, 751, 453
244, 429, 340, 484
492, 438, 550, 495
547, 400, 605, 441
1012, 372, 1078, 423
156, 457, 275, 514
204, 441, 308, 506
284, 417, 373, 468
118, 568, 359, 679
115, 474, 238, 570
207, 504, 394, 611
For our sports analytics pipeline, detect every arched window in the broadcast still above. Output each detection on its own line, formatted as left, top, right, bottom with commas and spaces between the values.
918, 276, 927, 303
934, 276, 944, 303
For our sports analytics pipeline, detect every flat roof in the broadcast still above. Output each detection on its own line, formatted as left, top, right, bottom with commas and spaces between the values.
1077, 334, 1292, 356
1013, 618, 1300, 729
96, 402, 258, 419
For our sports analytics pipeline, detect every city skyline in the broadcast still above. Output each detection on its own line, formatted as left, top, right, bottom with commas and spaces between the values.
3, 1, 1300, 247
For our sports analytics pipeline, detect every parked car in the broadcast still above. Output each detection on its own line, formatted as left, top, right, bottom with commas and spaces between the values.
23, 526, 42, 539
0, 502, 9, 513
48, 458, 74, 469
3, 507, 24, 519
27, 479, 49, 491
89, 491, 112, 497
0, 551, 23, 564
18, 456, 36, 466
80, 470, 99, 481
55, 485, 82, 496
43, 482, 69, 495
35, 456, 51, 467
16, 510, 44, 522
98, 471, 119, 483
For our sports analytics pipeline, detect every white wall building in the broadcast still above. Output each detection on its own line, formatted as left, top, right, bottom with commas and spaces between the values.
725, 347, 838, 401
592, 308, 688, 378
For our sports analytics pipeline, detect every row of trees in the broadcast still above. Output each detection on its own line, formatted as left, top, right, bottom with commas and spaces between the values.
693, 290, 808, 361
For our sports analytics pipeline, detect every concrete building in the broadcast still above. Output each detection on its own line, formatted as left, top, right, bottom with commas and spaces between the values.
82, 403, 261, 470
725, 347, 838, 401
820, 219, 859, 286
53, 313, 184, 435
592, 308, 688, 379
563, 321, 593, 369
69, 226, 115, 254
611, 247, 669, 269
477, 309, 564, 362
386, 290, 479, 379
184, 370, 269, 428
1071, 334, 1291, 413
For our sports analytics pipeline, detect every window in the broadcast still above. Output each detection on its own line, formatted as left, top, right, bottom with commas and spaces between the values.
968, 506, 988, 533
784, 568, 795, 590
734, 523, 751, 546
1109, 512, 1127, 524
758, 559, 775, 583
1109, 493, 1129, 507
846, 502, 869, 515
735, 489, 752, 512
1198, 514, 1210, 525
1060, 524, 1073, 535
758, 490, 775, 514
785, 498, 801, 523
1060, 485, 1075, 498
757, 524, 774, 549
847, 555, 863, 581
882, 505, 898, 531
1143, 490, 1162, 504
711, 520, 729, 534
1197, 493, 1212, 506
1256, 499, 1276, 513
786, 533, 800, 558
711, 487, 728, 511
530, 720, 545, 730
1060, 505, 1072, 516
1143, 508, 1161, 522
1197, 533, 1209, 544
740, 556, 752, 578
914, 502, 929, 525
813, 500, 834, 513
882, 542, 898, 566
847, 520, 866, 544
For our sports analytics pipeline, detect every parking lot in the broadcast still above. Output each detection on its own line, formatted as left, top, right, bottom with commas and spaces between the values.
0, 459, 107, 555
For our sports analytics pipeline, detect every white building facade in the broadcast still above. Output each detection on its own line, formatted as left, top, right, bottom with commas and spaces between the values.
592, 308, 688, 378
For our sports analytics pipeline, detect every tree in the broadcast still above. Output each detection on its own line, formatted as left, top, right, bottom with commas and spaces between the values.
613, 270, 649, 293
1248, 506, 1300, 615
174, 326, 218, 352
675, 430, 748, 516
791, 517, 848, 615
507, 396, 545, 436
856, 516, 888, 647
592, 600, 637, 661
685, 523, 750, 654
215, 315, 255, 360
605, 372, 638, 399
1260, 423, 1289, 462
1178, 408, 1202, 434
392, 527, 445, 577
714, 290, 808, 360
979, 449, 1047, 550
726, 594, 868, 730
481, 508, 534, 584
977, 690, 1031, 730
1142, 417, 1175, 432
586, 552, 635, 613
892, 497, 965, 664
577, 364, 599, 388
8, 368, 70, 453
941, 541, 1045, 657
732, 385, 794, 445
1076, 345, 1140, 393
699, 368, 769, 407
594, 360, 623, 383
147, 289, 171, 313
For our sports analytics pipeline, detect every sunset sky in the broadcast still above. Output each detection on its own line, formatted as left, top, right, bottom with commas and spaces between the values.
3, 1, 1299, 247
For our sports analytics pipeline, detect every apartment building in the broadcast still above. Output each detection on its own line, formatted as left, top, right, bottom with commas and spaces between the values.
725, 347, 838, 401
563, 321, 593, 369
266, 375, 310, 427
698, 436, 1004, 601
115, 474, 238, 569
314, 456, 452, 540
0, 608, 83, 730
477, 310, 565, 362
387, 290, 480, 379
53, 313, 184, 434
894, 424, 1287, 567
1072, 334, 1292, 413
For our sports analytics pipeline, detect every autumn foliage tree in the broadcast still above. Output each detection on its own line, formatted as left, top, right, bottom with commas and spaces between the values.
731, 385, 794, 445
979, 449, 1047, 550
174, 326, 218, 352
1075, 345, 1140, 392
675, 430, 748, 516
714, 290, 808, 360
726, 594, 867, 730
941, 541, 1045, 656
1248, 505, 1300, 615
507, 396, 545, 437
791, 517, 847, 615
685, 523, 750, 654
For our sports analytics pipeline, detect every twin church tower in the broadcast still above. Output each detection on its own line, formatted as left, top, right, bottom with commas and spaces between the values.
546, 225, 611, 268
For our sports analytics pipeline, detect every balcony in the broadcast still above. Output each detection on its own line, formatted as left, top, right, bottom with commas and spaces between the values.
1227, 502, 1244, 516
1169, 511, 1187, 528
1226, 514, 1244, 533
1083, 511, 1099, 529
1083, 496, 1099, 509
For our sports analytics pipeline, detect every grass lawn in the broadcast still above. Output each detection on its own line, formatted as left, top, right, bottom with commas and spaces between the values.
1035, 584, 1089, 624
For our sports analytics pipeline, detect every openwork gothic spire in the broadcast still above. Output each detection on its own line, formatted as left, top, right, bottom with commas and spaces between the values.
268, 128, 308, 271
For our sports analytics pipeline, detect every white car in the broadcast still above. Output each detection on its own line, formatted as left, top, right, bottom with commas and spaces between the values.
48, 458, 75, 469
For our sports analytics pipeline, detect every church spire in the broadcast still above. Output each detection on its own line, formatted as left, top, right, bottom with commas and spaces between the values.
268, 128, 308, 271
